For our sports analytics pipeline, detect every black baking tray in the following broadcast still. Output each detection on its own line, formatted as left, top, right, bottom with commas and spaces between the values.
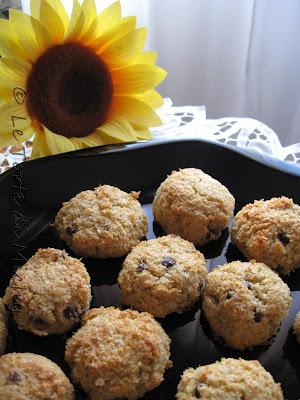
0, 138, 300, 399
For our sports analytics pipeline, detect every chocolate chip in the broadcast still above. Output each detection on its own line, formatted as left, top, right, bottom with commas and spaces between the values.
137, 263, 146, 272
7, 371, 22, 383
161, 256, 176, 268
30, 317, 45, 325
64, 305, 80, 320
226, 291, 234, 300
278, 232, 289, 245
243, 281, 252, 289
195, 383, 206, 398
66, 223, 77, 235
206, 227, 219, 241
199, 281, 204, 290
254, 311, 262, 322
8, 296, 22, 312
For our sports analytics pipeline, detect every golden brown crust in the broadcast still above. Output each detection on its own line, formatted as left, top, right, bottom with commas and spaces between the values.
0, 299, 7, 355
231, 197, 300, 274
152, 168, 235, 245
0, 352, 75, 400
203, 261, 291, 350
65, 306, 172, 400
3, 248, 91, 336
176, 358, 283, 400
54, 185, 148, 258
118, 235, 207, 317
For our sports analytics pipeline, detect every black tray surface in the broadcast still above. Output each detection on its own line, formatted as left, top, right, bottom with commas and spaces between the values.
1, 139, 300, 399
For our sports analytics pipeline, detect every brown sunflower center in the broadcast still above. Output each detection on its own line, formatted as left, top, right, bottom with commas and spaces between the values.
26, 42, 113, 138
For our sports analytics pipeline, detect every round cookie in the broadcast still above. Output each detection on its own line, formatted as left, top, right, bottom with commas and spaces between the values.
293, 311, 300, 343
54, 184, 148, 258
0, 299, 7, 355
202, 260, 291, 350
231, 197, 300, 274
65, 306, 172, 400
3, 248, 91, 336
176, 358, 283, 400
118, 235, 207, 317
152, 168, 235, 245
0, 352, 75, 400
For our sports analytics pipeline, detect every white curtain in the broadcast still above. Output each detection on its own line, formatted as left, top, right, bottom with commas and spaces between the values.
21, 0, 300, 145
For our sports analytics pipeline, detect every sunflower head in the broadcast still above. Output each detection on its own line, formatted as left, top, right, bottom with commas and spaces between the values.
0, 0, 167, 158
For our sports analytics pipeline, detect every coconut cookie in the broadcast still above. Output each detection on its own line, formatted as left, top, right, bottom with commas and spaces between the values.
0, 352, 75, 400
54, 184, 148, 258
202, 260, 291, 350
3, 248, 91, 336
65, 306, 172, 400
176, 358, 283, 400
118, 235, 207, 317
0, 299, 7, 355
231, 197, 300, 275
152, 168, 235, 245
293, 311, 300, 343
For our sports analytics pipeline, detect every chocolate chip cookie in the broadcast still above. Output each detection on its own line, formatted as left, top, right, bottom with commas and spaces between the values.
3, 248, 91, 336
231, 197, 300, 274
65, 307, 172, 400
54, 184, 148, 258
176, 358, 283, 400
203, 260, 291, 350
152, 168, 235, 245
118, 235, 207, 317
0, 352, 75, 400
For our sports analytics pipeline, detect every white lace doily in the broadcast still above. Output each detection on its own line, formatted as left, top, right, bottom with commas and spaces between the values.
1, 98, 300, 174
153, 99, 300, 166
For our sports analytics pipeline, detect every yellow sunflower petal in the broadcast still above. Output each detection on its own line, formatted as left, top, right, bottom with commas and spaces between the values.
0, 32, 27, 60
0, 85, 11, 103
0, 18, 10, 33
94, 1, 121, 36
44, 127, 77, 155
39, 1, 65, 43
5, 13, 50, 61
131, 89, 164, 109
92, 15, 136, 54
31, 130, 50, 159
135, 51, 157, 64
8, 9, 41, 62
81, 0, 97, 21
71, 131, 109, 148
112, 96, 162, 127
87, 1, 122, 47
8, 10, 51, 60
132, 125, 152, 140
67, 0, 97, 41
100, 28, 147, 67
0, 101, 32, 146
112, 64, 167, 95
31, 0, 69, 33
66, 0, 86, 41
97, 116, 137, 142
0, 57, 31, 78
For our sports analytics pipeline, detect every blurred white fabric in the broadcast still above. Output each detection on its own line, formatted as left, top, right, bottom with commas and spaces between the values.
20, 0, 300, 146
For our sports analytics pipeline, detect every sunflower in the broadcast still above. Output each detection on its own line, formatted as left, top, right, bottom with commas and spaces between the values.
0, 0, 166, 159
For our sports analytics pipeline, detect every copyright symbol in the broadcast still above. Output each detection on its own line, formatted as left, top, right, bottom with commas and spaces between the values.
13, 87, 27, 105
